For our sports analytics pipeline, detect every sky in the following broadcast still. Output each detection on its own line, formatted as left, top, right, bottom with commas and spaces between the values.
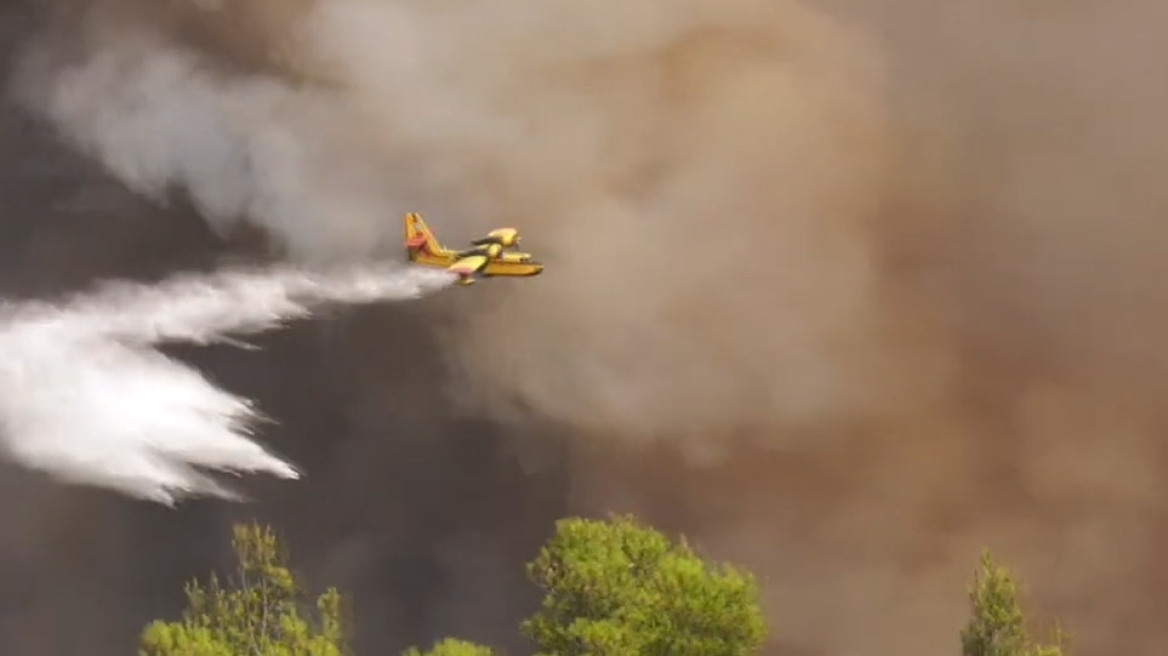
0, 0, 1166, 654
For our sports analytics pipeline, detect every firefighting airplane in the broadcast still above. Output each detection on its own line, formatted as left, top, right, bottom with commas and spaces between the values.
403, 212, 544, 286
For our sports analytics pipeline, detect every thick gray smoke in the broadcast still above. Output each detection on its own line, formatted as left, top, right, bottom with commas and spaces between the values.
14, 39, 405, 263
15, 0, 899, 450
0, 263, 451, 504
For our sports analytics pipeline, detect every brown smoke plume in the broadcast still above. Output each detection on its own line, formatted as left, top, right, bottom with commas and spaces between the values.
7, 0, 1168, 655
17, 0, 910, 448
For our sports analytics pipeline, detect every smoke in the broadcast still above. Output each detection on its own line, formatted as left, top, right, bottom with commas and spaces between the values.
6, 0, 1168, 655
12, 40, 407, 263
0, 262, 452, 505
15, 0, 902, 450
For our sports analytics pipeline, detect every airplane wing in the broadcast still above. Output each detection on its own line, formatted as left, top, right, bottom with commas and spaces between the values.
447, 254, 490, 276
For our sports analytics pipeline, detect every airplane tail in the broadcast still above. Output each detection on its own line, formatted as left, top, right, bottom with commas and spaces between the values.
403, 213, 444, 254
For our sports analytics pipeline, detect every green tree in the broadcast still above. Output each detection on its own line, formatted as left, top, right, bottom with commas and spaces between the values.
521, 513, 766, 656
961, 549, 1067, 656
401, 638, 496, 656
139, 522, 348, 656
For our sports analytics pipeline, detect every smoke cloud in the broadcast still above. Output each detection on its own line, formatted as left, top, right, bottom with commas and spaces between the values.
3, 0, 1168, 655
0, 262, 451, 504
17, 0, 904, 450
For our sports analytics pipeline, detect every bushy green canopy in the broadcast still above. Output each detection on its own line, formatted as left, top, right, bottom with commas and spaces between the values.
139, 516, 1074, 656
961, 550, 1067, 656
138, 523, 346, 656
521, 514, 766, 656
402, 638, 496, 656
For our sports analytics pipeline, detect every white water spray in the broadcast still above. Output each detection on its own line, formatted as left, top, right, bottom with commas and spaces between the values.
0, 263, 454, 506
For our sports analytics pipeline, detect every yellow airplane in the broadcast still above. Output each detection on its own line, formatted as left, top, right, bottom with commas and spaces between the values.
403, 212, 544, 286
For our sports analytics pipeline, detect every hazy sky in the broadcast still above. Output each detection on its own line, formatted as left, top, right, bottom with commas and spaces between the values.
0, 1, 1165, 654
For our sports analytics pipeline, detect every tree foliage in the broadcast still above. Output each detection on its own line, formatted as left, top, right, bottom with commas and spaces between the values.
521, 513, 766, 656
139, 522, 347, 656
961, 550, 1067, 656
140, 516, 1079, 656
401, 638, 496, 656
